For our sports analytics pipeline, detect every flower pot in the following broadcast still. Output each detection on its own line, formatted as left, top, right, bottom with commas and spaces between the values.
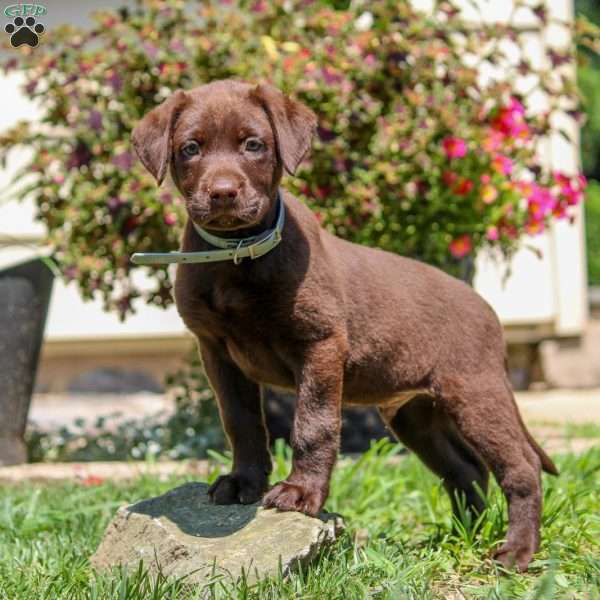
0, 258, 54, 465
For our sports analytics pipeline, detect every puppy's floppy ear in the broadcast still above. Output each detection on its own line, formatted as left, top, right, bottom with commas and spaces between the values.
252, 83, 317, 175
131, 90, 188, 185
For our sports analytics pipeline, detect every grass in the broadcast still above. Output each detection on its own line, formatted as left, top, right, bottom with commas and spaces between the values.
0, 440, 599, 599
562, 422, 600, 439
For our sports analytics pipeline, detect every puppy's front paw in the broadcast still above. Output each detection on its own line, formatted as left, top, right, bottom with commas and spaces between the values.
262, 480, 326, 516
208, 472, 268, 505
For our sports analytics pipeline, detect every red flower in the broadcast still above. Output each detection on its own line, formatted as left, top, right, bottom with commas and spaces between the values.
442, 170, 458, 186
81, 475, 104, 487
525, 219, 545, 235
449, 235, 472, 258
453, 178, 474, 196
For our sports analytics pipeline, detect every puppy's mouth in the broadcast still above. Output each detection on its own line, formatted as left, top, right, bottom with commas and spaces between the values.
204, 215, 250, 230
187, 192, 265, 232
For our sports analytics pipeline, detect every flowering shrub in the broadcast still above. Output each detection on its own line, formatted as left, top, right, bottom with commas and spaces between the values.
368, 94, 588, 267
1, 0, 597, 316
27, 353, 225, 462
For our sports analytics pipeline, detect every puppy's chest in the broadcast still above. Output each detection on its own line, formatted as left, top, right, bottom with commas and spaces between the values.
184, 283, 268, 334
211, 283, 253, 317
211, 286, 295, 385
179, 271, 286, 339
205, 290, 292, 384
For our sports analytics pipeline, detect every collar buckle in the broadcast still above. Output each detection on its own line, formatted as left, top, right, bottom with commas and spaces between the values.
232, 239, 245, 265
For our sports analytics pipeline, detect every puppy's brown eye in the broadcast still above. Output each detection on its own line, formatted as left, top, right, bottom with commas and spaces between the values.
244, 138, 264, 152
181, 141, 201, 158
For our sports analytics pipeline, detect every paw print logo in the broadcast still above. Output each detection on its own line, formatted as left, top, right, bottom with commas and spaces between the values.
5, 16, 45, 48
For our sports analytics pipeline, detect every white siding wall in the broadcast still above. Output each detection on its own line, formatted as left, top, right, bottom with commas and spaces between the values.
468, 0, 588, 334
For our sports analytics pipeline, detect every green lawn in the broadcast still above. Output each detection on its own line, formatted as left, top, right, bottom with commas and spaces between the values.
0, 441, 598, 599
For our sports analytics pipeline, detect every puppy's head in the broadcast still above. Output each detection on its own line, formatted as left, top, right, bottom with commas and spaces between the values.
132, 80, 317, 231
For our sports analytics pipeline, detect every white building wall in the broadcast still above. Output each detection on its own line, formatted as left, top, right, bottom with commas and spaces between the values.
469, 0, 588, 335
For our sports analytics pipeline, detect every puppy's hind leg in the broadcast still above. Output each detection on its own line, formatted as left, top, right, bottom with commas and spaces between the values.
379, 394, 489, 518
437, 375, 544, 572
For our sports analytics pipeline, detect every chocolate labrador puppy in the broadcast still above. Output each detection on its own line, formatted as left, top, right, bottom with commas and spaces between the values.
132, 79, 557, 571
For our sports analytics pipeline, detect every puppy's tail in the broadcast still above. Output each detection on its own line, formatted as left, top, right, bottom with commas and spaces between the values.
503, 367, 559, 476
520, 413, 559, 476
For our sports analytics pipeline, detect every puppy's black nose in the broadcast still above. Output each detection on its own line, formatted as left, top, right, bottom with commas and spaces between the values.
210, 178, 239, 203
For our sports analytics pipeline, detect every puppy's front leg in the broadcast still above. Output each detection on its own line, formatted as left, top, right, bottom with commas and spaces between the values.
263, 337, 344, 516
200, 342, 272, 505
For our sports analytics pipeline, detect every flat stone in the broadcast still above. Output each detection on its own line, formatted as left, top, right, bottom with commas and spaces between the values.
91, 482, 343, 585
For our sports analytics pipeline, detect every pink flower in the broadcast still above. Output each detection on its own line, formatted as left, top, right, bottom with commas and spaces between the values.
321, 66, 344, 85
112, 151, 134, 171
524, 183, 557, 219
449, 235, 472, 258
486, 226, 500, 241
482, 130, 504, 153
159, 192, 173, 205
492, 98, 530, 139
563, 184, 583, 206
480, 174, 492, 185
508, 97, 525, 115
491, 153, 513, 175
442, 137, 467, 159
88, 110, 103, 132
164, 213, 178, 226
364, 54, 377, 67
554, 171, 586, 206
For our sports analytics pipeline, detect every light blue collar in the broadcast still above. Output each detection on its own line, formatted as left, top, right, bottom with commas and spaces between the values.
131, 192, 285, 266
